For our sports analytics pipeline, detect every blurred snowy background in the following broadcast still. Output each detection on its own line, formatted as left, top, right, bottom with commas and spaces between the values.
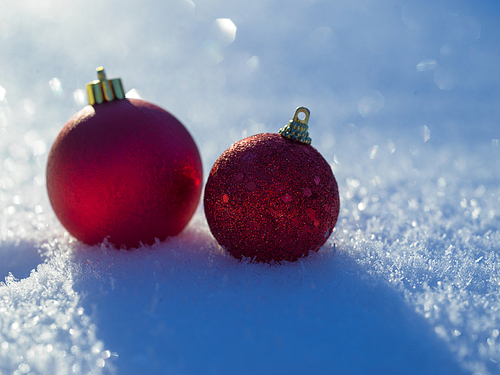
1, 0, 500, 373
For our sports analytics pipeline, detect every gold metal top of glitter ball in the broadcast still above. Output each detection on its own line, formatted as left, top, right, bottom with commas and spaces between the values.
278, 107, 312, 145
86, 67, 125, 106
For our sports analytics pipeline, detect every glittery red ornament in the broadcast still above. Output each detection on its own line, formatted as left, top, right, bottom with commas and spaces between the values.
204, 107, 339, 262
47, 67, 202, 248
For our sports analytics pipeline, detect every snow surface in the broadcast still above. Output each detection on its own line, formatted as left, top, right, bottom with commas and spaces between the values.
1, 0, 500, 373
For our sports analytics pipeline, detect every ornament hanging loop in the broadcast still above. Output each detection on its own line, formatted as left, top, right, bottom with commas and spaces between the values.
279, 106, 312, 145
86, 66, 125, 106
293, 107, 310, 126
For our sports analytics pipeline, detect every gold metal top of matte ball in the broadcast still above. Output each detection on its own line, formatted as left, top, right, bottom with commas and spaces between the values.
86, 67, 125, 105
279, 107, 312, 145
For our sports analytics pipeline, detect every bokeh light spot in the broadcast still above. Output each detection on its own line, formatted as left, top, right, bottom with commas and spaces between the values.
357, 90, 384, 117
49, 78, 63, 97
214, 18, 237, 45
416, 60, 437, 72
434, 68, 456, 90
0, 85, 6, 102
73, 89, 86, 106
246, 56, 260, 73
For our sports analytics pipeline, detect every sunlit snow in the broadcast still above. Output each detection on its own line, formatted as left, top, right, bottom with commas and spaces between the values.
1, 0, 500, 374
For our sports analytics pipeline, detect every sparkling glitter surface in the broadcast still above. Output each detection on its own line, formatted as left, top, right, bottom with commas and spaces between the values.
204, 133, 340, 262
46, 98, 203, 248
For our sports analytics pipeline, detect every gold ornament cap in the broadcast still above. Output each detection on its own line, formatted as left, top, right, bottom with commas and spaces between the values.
86, 67, 125, 105
279, 107, 312, 144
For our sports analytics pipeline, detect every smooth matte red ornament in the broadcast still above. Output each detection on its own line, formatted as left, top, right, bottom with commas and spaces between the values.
47, 91, 202, 248
204, 108, 339, 262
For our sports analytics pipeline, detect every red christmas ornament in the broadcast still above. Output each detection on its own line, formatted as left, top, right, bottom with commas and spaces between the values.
46, 67, 202, 248
204, 107, 340, 262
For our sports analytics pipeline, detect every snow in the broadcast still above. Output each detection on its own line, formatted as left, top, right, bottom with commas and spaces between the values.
1, 0, 500, 373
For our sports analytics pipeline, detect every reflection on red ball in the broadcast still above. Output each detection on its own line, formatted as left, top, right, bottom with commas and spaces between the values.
204, 133, 340, 262
47, 98, 202, 248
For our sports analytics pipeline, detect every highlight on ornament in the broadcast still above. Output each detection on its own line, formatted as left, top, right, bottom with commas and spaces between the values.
204, 107, 340, 263
46, 67, 203, 249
